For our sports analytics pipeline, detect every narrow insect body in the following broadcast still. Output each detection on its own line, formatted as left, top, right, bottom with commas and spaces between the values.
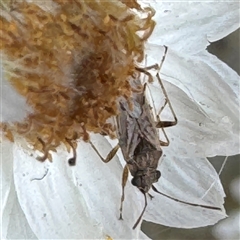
85, 46, 221, 229
117, 80, 163, 194
115, 73, 176, 228
116, 67, 221, 229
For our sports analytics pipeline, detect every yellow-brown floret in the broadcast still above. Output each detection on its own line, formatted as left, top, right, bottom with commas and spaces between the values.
0, 0, 155, 160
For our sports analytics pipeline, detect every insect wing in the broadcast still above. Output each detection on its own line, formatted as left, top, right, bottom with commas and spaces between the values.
136, 88, 161, 151
116, 99, 140, 162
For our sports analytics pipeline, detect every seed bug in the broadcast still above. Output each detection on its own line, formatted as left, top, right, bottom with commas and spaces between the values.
88, 46, 222, 229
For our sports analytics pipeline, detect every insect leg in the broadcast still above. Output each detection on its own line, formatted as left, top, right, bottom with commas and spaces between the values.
140, 48, 177, 147
154, 72, 178, 146
142, 76, 176, 147
132, 192, 147, 229
155, 72, 178, 128
148, 193, 154, 200
154, 47, 177, 128
152, 185, 221, 211
119, 164, 129, 220
156, 46, 177, 125
89, 141, 119, 163
135, 45, 168, 82
146, 45, 177, 128
158, 127, 170, 147
143, 47, 177, 146
158, 45, 168, 72
135, 64, 158, 83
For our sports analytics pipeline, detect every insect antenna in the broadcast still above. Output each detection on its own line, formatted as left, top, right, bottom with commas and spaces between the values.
152, 185, 221, 211
201, 156, 228, 199
132, 192, 148, 230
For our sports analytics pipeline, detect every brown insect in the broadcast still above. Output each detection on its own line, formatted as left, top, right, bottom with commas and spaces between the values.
86, 46, 221, 229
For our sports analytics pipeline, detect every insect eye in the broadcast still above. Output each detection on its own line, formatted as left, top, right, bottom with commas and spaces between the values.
156, 170, 161, 180
131, 177, 141, 187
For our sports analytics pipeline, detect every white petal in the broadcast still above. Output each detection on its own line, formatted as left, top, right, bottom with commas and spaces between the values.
144, 153, 226, 228
1, 141, 37, 239
73, 133, 145, 238
1, 140, 14, 238
150, 82, 239, 158
142, 1, 240, 54
1, 140, 13, 214
13, 137, 143, 239
13, 144, 106, 239
145, 44, 239, 157
5, 189, 38, 239
197, 50, 239, 98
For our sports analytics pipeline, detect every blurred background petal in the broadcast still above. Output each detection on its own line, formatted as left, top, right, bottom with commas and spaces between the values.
212, 176, 240, 240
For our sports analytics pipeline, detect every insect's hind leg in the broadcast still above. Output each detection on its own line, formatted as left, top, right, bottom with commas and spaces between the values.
141, 75, 177, 148
155, 72, 178, 128
142, 46, 177, 146
154, 73, 178, 147
155, 45, 177, 128
139, 45, 177, 128
156, 47, 178, 142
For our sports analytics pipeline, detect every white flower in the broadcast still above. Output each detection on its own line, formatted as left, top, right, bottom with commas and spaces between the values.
1, 1, 239, 239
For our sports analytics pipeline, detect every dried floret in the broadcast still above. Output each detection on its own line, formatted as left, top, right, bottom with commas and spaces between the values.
0, 0, 155, 159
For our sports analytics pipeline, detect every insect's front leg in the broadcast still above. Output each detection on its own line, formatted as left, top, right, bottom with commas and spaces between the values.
89, 141, 120, 163
148, 193, 154, 200
119, 164, 129, 220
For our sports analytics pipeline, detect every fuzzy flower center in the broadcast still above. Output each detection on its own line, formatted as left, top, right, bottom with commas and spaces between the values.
0, 0, 155, 161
